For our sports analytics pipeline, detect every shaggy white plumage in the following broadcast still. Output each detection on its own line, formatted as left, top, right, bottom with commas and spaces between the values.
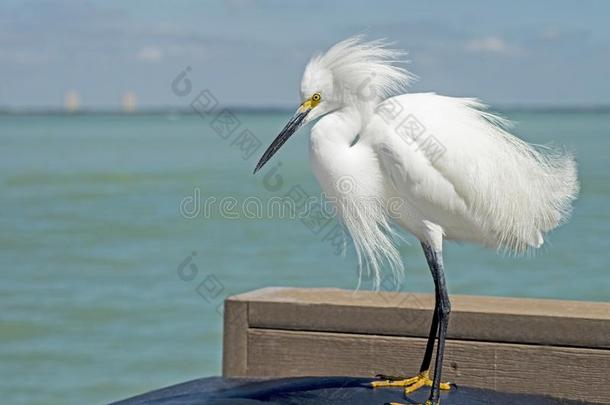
300, 36, 579, 287
248, 36, 580, 404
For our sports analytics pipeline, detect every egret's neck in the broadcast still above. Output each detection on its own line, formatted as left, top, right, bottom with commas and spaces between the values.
308, 106, 365, 197
310, 106, 362, 148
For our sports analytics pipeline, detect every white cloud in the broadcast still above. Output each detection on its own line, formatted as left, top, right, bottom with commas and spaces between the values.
465, 36, 520, 55
136, 46, 163, 62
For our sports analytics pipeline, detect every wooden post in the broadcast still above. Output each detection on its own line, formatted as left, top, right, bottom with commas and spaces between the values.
223, 287, 610, 403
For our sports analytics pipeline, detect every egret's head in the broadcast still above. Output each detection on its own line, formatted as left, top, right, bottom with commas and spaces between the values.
298, 66, 335, 124
254, 36, 413, 174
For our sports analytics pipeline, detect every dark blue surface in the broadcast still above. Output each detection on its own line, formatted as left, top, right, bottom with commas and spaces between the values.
111, 376, 593, 405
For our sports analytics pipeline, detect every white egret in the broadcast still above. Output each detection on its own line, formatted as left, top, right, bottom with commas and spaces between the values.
253, 36, 578, 405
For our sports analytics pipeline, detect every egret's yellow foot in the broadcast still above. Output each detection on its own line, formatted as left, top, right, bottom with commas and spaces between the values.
371, 370, 451, 394
370, 372, 423, 388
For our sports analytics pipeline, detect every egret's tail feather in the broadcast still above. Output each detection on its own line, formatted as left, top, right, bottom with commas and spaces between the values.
462, 99, 579, 253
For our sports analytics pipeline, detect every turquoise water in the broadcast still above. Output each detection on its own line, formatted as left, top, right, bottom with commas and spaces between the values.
1, 111, 608, 404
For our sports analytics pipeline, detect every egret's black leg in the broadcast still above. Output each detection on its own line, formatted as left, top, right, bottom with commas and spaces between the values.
370, 244, 451, 402
421, 242, 451, 405
418, 297, 439, 374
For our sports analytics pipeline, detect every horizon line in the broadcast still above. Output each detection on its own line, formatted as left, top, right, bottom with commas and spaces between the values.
3, 104, 610, 115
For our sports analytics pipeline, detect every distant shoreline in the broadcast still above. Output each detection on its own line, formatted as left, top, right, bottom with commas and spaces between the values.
2, 105, 610, 116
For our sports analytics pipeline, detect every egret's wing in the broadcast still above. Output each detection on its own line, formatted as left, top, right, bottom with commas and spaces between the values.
374, 117, 475, 245
373, 93, 578, 252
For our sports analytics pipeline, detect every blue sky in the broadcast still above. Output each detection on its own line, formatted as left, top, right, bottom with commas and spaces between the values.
2, 0, 610, 109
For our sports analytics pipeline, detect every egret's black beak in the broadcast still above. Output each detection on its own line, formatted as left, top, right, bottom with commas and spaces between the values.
253, 108, 310, 174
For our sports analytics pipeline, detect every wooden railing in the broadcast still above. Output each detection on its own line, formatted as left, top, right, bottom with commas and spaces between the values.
223, 287, 610, 404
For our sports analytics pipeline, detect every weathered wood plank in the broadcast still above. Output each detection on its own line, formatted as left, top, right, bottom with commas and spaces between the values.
247, 328, 610, 404
222, 299, 249, 377
223, 287, 610, 403
235, 287, 610, 348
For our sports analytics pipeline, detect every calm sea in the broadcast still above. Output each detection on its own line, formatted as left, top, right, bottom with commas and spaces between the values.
1, 110, 608, 404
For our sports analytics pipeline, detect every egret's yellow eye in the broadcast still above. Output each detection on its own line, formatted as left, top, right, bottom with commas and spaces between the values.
300, 92, 321, 111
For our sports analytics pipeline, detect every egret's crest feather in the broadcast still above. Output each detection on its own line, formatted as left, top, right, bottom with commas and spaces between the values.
302, 36, 414, 105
